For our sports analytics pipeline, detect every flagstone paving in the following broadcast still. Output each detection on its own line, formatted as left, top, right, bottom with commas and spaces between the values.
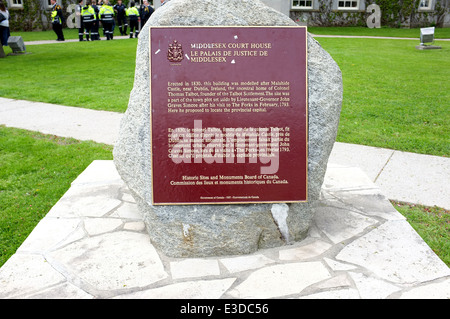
1, 160, 448, 299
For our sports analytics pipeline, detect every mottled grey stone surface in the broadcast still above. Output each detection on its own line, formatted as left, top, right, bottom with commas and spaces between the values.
113, 0, 343, 257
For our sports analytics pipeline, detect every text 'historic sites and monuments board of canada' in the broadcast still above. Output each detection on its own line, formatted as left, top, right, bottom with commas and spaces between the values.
149, 26, 308, 205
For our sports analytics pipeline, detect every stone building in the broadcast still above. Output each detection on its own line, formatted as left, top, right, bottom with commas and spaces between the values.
262, 0, 449, 27
4, 0, 449, 31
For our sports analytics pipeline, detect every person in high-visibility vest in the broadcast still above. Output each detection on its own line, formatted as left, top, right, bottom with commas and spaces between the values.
99, 0, 115, 40
126, 1, 140, 38
50, 0, 65, 41
81, 0, 96, 41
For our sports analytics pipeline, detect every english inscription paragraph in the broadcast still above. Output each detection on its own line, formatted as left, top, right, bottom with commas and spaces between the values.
167, 80, 291, 114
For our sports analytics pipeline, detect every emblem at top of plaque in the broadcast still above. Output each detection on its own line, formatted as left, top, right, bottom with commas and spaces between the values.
167, 40, 184, 63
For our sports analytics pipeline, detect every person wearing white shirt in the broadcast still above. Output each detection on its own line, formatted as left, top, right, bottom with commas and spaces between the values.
0, 2, 10, 46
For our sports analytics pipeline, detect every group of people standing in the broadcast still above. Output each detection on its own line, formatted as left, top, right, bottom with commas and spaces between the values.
51, 0, 155, 42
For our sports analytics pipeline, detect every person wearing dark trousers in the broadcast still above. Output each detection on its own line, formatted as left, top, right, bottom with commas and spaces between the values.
0, 2, 10, 47
50, 0, 65, 41
114, 0, 127, 36
91, 0, 100, 40
126, 1, 139, 38
139, 0, 153, 28
99, 0, 115, 40
81, 0, 96, 41
76, 0, 84, 41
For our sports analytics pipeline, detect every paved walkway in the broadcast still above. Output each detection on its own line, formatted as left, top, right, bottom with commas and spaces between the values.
22, 35, 132, 46
1, 97, 448, 209
16, 33, 450, 46
0, 160, 448, 299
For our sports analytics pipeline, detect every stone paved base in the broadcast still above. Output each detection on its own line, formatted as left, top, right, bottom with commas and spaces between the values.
0, 160, 449, 299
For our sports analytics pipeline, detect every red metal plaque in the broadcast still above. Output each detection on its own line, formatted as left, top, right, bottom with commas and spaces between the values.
149, 26, 307, 205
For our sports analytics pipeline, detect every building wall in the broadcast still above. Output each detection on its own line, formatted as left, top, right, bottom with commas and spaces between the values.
260, 0, 291, 15
284, 0, 449, 27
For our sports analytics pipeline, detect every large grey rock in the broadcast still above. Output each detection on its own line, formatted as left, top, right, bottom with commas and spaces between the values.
113, 0, 342, 257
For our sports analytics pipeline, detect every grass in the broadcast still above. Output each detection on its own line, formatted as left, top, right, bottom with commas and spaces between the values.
0, 39, 137, 113
317, 37, 449, 156
308, 26, 450, 39
10, 27, 124, 42
391, 201, 450, 267
0, 126, 113, 267
13, 26, 450, 41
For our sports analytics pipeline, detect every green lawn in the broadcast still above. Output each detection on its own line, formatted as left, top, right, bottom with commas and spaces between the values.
308, 26, 450, 39
13, 26, 450, 41
318, 38, 449, 156
0, 126, 113, 267
0, 39, 137, 112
